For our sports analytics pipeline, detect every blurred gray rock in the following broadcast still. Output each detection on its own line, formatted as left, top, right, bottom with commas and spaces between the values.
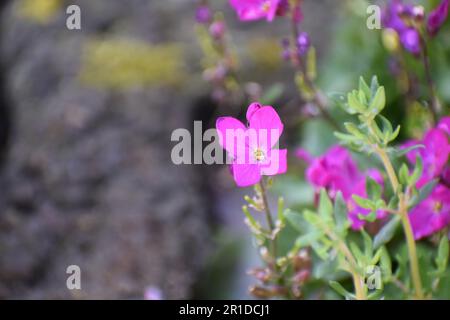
0, 0, 212, 299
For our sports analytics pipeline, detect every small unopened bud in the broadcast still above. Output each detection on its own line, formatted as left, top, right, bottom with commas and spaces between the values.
260, 247, 272, 263
249, 285, 277, 299
247, 268, 272, 283
292, 270, 311, 285
292, 249, 311, 272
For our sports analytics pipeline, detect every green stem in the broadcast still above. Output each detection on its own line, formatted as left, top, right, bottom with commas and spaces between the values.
371, 140, 424, 299
420, 35, 439, 123
323, 225, 366, 300
258, 180, 279, 274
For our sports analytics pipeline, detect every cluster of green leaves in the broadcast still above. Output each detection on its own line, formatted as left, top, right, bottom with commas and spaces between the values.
332, 76, 400, 152
286, 190, 393, 300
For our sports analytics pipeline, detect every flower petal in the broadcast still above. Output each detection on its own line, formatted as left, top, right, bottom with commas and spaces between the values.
246, 102, 262, 122
260, 149, 287, 176
216, 116, 247, 159
232, 162, 261, 187
248, 106, 284, 149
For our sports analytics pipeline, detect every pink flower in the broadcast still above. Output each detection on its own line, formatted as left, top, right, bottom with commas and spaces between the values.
401, 120, 450, 239
427, 0, 449, 37
402, 128, 450, 188
216, 102, 287, 187
409, 184, 450, 240
297, 146, 385, 230
438, 116, 450, 136
229, 0, 283, 22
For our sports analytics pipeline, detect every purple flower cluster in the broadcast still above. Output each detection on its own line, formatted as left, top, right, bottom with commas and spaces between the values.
402, 117, 450, 240
383, 0, 449, 55
296, 146, 386, 230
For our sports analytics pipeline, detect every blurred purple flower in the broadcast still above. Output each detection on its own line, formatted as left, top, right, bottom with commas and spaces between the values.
402, 128, 450, 188
196, 5, 211, 24
229, 0, 282, 22
383, 0, 422, 55
209, 21, 225, 39
427, 0, 449, 37
297, 146, 385, 230
399, 28, 421, 55
144, 286, 163, 300
409, 184, 450, 240
296, 32, 310, 57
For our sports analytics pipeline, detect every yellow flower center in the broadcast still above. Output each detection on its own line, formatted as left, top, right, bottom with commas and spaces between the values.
254, 148, 266, 162
261, 1, 271, 12
433, 201, 443, 214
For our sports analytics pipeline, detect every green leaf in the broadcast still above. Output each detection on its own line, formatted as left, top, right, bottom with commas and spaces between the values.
399, 163, 409, 186
368, 86, 385, 115
334, 192, 349, 233
352, 195, 374, 209
409, 156, 423, 187
286, 210, 308, 233
347, 91, 366, 113
295, 232, 322, 248
373, 216, 400, 249
319, 188, 333, 220
362, 230, 373, 258
366, 176, 382, 199
370, 76, 380, 96
303, 209, 322, 226
410, 179, 438, 208
329, 281, 354, 299
242, 205, 259, 231
330, 92, 356, 114
344, 122, 365, 139
359, 76, 371, 99
379, 246, 392, 280
436, 235, 449, 271
388, 144, 424, 158
357, 211, 377, 222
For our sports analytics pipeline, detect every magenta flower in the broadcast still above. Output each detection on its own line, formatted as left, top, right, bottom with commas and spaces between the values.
216, 102, 287, 187
409, 184, 450, 240
297, 146, 385, 230
402, 120, 450, 239
438, 116, 450, 136
402, 128, 450, 188
427, 0, 449, 37
229, 0, 282, 22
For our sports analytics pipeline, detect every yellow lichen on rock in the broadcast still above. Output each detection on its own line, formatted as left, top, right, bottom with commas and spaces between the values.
79, 38, 185, 89
17, 0, 62, 23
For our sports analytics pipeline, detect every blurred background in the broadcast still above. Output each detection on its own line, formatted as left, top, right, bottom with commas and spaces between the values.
0, 0, 448, 299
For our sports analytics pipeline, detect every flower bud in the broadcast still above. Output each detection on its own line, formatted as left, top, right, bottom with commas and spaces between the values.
296, 32, 310, 57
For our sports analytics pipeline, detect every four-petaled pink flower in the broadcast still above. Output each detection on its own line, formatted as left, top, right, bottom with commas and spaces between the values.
216, 102, 287, 187
229, 0, 284, 22
296, 146, 386, 230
